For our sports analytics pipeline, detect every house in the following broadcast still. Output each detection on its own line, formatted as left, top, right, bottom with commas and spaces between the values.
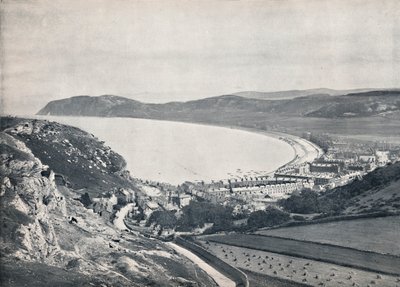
375, 151, 390, 165
310, 163, 340, 174
170, 193, 192, 208
358, 154, 376, 163
116, 188, 134, 205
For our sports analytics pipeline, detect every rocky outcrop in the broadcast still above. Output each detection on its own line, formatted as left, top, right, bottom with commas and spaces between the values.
2, 117, 134, 196
0, 119, 217, 286
0, 133, 64, 262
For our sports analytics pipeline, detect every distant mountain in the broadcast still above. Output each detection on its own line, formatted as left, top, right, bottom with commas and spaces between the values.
38, 90, 400, 119
38, 95, 146, 117
37, 89, 400, 139
306, 90, 400, 118
233, 88, 379, 100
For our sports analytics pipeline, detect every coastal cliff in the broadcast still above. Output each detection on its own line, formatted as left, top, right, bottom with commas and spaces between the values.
0, 117, 217, 287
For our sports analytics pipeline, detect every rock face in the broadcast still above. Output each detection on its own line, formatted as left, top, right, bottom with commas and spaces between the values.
0, 117, 217, 287
1, 133, 63, 262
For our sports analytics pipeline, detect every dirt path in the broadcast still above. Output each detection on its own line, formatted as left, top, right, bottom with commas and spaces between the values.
167, 242, 236, 287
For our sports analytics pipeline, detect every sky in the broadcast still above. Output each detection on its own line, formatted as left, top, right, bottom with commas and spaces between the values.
1, 0, 399, 115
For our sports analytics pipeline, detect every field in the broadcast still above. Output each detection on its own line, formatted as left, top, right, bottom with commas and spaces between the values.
197, 241, 400, 287
256, 216, 400, 255
201, 233, 400, 275
244, 270, 309, 287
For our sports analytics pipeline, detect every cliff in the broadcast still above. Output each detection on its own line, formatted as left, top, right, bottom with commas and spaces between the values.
0, 117, 217, 287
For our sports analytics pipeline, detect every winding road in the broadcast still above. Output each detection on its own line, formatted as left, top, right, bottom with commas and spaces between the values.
166, 242, 236, 287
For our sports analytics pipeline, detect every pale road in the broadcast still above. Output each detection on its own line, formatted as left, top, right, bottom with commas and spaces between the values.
113, 203, 134, 230
166, 242, 236, 287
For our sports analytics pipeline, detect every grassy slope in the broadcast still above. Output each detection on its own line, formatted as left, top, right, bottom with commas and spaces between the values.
256, 216, 400, 255
317, 162, 400, 215
1, 117, 135, 197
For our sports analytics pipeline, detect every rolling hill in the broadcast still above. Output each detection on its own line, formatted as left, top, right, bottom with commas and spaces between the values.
233, 88, 378, 100
38, 90, 400, 119
37, 90, 400, 141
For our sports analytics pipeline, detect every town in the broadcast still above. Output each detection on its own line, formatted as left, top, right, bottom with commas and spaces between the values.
85, 132, 400, 239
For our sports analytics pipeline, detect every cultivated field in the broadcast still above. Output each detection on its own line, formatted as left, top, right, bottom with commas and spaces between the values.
256, 216, 400, 255
201, 233, 400, 275
198, 241, 400, 287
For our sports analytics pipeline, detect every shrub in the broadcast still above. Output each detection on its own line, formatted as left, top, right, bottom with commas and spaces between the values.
292, 215, 306, 221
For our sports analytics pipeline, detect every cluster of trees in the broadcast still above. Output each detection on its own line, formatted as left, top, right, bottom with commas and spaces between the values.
247, 207, 290, 229
278, 189, 319, 214
146, 201, 293, 233
176, 201, 233, 232
308, 133, 333, 153
146, 210, 177, 229
145, 201, 235, 232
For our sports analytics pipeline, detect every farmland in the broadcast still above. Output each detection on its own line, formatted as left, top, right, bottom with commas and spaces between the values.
199, 233, 400, 275
256, 216, 400, 255
197, 241, 400, 287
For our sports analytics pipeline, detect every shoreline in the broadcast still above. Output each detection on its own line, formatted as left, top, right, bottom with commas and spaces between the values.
31, 114, 323, 183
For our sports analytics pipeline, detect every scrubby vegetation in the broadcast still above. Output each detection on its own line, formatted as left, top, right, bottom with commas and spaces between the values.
1, 117, 135, 197
279, 162, 400, 215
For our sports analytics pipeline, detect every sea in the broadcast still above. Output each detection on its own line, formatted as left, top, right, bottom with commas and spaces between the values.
36, 116, 295, 185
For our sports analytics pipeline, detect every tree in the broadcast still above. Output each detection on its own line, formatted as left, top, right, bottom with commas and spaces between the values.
176, 201, 233, 232
247, 207, 290, 229
278, 189, 319, 214
146, 210, 177, 229
80, 192, 92, 207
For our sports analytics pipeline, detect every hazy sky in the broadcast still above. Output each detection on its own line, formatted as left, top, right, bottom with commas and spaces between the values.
1, 0, 399, 115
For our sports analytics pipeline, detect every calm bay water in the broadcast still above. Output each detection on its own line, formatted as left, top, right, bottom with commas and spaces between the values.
37, 116, 294, 184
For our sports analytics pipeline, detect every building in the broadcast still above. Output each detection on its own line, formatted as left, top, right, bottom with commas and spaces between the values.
310, 163, 340, 174
359, 154, 376, 163
169, 192, 192, 208
375, 151, 390, 166
116, 188, 134, 205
